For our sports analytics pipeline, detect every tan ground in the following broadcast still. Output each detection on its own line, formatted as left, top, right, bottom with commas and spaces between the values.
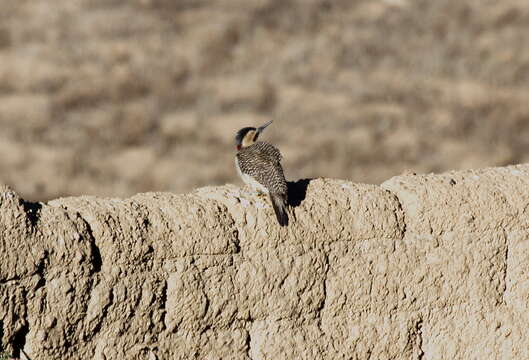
1, 0, 529, 201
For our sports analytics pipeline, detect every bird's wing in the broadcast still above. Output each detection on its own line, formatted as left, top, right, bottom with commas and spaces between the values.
268, 145, 282, 162
254, 141, 282, 162
237, 144, 287, 195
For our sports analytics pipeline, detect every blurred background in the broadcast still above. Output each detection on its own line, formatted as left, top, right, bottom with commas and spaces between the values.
1, 0, 528, 201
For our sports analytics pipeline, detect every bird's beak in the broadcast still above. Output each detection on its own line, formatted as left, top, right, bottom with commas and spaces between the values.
257, 120, 273, 135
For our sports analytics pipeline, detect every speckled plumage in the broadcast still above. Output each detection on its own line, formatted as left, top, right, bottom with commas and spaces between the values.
236, 141, 289, 226
236, 142, 287, 193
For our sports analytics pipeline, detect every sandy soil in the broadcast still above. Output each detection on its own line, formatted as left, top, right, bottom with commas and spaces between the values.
1, 0, 528, 201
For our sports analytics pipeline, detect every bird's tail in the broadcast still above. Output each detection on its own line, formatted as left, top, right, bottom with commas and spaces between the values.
270, 193, 289, 227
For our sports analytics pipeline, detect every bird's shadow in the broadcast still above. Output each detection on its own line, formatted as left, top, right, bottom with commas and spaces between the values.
22, 200, 42, 227
287, 178, 313, 208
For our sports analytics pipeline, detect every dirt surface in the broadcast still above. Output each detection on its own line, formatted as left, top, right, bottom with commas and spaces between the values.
1, 163, 528, 359
1, 0, 529, 201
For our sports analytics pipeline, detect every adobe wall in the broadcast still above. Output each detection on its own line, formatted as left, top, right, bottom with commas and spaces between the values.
1, 164, 528, 359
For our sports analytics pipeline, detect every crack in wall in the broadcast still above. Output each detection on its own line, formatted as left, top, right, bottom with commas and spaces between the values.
416, 318, 424, 360
0, 276, 20, 285
402, 317, 425, 360
11, 303, 29, 359
502, 228, 510, 305
245, 328, 253, 360
384, 189, 408, 243
76, 215, 102, 274
316, 252, 330, 334
159, 281, 168, 333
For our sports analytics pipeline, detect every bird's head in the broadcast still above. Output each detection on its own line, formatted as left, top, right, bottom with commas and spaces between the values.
235, 120, 273, 151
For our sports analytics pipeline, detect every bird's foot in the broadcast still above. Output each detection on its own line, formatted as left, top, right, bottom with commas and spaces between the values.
256, 192, 267, 200
244, 186, 266, 198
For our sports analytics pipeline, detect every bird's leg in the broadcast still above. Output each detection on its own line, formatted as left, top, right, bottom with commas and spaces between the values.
243, 185, 262, 198
250, 186, 268, 200
258, 192, 268, 202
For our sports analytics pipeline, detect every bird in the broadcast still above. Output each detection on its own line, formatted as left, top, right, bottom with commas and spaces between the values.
234, 120, 289, 226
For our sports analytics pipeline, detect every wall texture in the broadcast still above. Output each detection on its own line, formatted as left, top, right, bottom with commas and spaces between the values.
1, 164, 528, 359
